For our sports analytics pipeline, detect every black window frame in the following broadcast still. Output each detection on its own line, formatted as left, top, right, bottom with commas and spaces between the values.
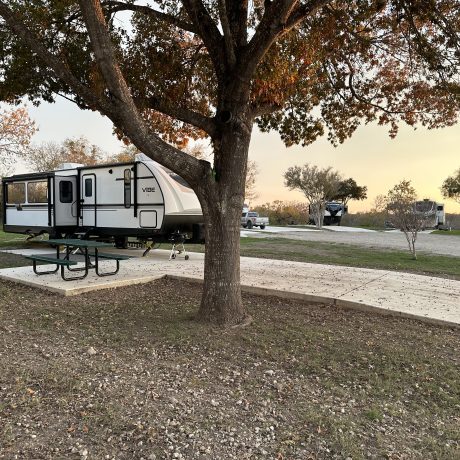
6, 182, 26, 204
59, 180, 73, 203
84, 178, 93, 197
124, 168, 131, 208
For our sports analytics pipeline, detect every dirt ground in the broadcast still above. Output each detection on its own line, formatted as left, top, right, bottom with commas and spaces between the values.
0, 278, 459, 459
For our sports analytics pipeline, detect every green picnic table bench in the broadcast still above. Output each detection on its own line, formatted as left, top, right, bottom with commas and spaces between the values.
25, 254, 79, 280
25, 239, 131, 280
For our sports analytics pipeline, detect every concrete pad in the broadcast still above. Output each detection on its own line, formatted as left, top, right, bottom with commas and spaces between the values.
0, 249, 459, 328
339, 272, 460, 327
0, 250, 204, 296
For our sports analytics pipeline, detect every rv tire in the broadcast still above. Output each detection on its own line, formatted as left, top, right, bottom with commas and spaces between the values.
115, 236, 128, 249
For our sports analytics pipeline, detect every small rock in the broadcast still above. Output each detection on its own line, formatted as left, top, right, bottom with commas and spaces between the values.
265, 370, 275, 376
87, 347, 97, 356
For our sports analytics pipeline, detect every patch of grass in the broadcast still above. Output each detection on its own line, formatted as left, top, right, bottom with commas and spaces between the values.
432, 229, 460, 236
0, 230, 30, 248
0, 252, 31, 269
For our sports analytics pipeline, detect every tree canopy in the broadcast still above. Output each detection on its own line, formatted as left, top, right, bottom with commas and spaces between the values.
1, 0, 459, 325
333, 178, 367, 206
385, 179, 424, 259
284, 163, 341, 227
441, 168, 460, 204
0, 1, 459, 155
0, 105, 36, 174
25, 136, 106, 172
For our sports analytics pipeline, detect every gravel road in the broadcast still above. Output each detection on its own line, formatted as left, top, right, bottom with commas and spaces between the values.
244, 226, 460, 257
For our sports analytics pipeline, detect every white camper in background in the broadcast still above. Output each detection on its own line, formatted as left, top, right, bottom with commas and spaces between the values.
414, 200, 445, 228
2, 154, 204, 246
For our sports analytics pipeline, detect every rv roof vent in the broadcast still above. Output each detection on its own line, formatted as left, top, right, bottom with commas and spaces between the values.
56, 162, 84, 170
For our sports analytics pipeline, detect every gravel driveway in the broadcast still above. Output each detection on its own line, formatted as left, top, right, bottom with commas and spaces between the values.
245, 227, 460, 257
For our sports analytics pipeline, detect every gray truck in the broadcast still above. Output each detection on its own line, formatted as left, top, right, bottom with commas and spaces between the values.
241, 211, 269, 229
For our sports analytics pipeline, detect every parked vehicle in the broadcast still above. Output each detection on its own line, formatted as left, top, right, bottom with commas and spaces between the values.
241, 211, 269, 229
308, 201, 348, 225
2, 154, 205, 246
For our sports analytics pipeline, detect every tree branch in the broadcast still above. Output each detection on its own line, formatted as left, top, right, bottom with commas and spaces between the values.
218, 0, 236, 67
102, 1, 198, 34
242, 0, 332, 80
225, 0, 249, 47
0, 2, 111, 114
138, 97, 217, 139
250, 102, 283, 118
181, 0, 226, 78
76, 0, 207, 184
285, 0, 332, 29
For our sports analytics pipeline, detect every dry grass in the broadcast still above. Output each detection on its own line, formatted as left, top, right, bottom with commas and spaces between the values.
0, 278, 459, 459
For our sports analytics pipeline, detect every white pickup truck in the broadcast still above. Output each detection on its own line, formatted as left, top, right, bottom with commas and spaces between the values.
241, 211, 269, 229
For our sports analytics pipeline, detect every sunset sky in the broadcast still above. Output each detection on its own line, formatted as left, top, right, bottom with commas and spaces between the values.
23, 99, 460, 214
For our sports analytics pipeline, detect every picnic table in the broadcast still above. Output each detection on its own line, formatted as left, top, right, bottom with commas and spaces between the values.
25, 239, 130, 280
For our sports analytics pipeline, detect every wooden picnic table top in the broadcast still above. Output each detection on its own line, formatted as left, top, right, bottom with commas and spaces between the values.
37, 239, 115, 248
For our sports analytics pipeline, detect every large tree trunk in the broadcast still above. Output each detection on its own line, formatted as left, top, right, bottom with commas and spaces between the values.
197, 201, 249, 325
196, 112, 252, 326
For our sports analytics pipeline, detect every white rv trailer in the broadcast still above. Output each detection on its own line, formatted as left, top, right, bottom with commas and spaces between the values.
2, 154, 204, 244
308, 201, 348, 225
414, 200, 445, 228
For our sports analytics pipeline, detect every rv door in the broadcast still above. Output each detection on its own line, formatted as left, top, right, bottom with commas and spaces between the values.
81, 174, 96, 227
54, 176, 78, 227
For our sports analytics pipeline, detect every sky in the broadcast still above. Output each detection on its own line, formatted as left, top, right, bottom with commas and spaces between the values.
16, 98, 460, 214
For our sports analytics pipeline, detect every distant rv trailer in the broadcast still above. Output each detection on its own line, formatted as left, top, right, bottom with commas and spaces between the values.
2, 154, 204, 245
414, 200, 445, 228
309, 201, 348, 226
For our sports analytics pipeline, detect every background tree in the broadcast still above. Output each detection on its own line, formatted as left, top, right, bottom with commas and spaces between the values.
333, 178, 367, 208
27, 137, 105, 172
244, 160, 259, 205
284, 164, 341, 228
253, 200, 309, 225
107, 144, 138, 163
0, 105, 36, 171
385, 180, 427, 260
0, 1, 459, 325
441, 168, 460, 204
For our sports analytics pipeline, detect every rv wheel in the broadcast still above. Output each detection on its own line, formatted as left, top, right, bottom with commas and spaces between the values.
185, 255, 189, 260
115, 236, 128, 249
260, 225, 265, 230
171, 253, 176, 259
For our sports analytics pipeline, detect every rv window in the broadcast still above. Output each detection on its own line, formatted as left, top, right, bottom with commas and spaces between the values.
124, 169, 131, 184
7, 183, 26, 204
59, 181, 73, 203
124, 169, 131, 208
437, 205, 444, 211
84, 178, 93, 197
27, 181, 48, 203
